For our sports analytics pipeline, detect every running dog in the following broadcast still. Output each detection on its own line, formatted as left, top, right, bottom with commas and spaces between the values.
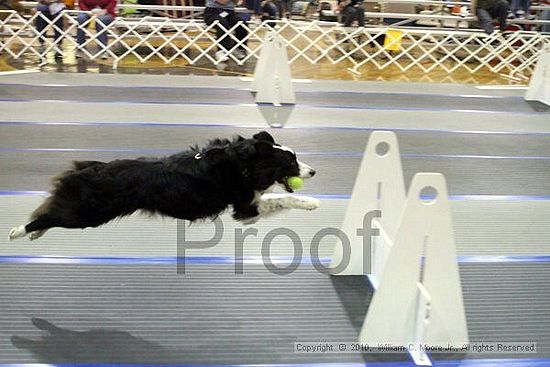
8, 131, 319, 241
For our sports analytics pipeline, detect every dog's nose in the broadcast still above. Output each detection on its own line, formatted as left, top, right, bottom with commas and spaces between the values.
309, 169, 316, 177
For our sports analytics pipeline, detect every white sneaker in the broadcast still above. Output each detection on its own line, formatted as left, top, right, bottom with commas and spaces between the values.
215, 50, 228, 62
516, 10, 525, 18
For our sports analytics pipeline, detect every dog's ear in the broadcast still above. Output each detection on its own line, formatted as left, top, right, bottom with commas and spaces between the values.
254, 140, 274, 156
253, 131, 275, 143
231, 139, 273, 160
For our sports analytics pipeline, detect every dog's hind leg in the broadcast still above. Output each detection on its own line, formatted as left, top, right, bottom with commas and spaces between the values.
8, 225, 27, 240
9, 215, 62, 241
25, 215, 63, 233
28, 229, 48, 241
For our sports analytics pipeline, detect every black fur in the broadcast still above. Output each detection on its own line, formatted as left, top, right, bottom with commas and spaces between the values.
24, 131, 303, 234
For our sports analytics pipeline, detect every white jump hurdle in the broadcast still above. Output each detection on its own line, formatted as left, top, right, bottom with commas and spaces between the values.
525, 47, 550, 106
329, 131, 469, 366
249, 31, 296, 106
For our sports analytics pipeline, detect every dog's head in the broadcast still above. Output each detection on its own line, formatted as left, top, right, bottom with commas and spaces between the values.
198, 131, 316, 193
239, 131, 316, 193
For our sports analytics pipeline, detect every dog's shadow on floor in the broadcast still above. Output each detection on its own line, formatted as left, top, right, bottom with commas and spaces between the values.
11, 317, 191, 364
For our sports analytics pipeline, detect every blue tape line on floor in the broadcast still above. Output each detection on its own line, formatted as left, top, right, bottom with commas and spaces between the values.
3, 191, 550, 201
0, 255, 549, 265
0, 98, 259, 108
2, 121, 550, 137
0, 121, 265, 129
2, 148, 550, 161
0, 81, 526, 100
0, 256, 333, 265
284, 126, 550, 136
1, 98, 545, 115
308, 194, 550, 201
1, 358, 550, 367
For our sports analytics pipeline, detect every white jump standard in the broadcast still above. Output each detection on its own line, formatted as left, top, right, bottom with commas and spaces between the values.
329, 131, 469, 366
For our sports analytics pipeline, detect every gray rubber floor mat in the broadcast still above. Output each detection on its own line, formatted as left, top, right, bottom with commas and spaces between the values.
0, 262, 548, 364
2, 196, 550, 257
2, 151, 550, 195
0, 73, 527, 97
0, 263, 387, 365
1, 84, 547, 113
3, 125, 550, 158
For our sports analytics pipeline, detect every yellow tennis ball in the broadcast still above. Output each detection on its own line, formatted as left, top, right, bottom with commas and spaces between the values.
287, 176, 304, 191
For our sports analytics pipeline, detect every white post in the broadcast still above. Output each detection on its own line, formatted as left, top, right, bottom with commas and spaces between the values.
250, 31, 274, 92
525, 48, 550, 106
330, 131, 406, 275
359, 173, 469, 354
254, 33, 295, 106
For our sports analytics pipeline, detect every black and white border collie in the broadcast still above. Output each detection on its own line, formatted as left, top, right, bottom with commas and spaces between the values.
8, 131, 319, 241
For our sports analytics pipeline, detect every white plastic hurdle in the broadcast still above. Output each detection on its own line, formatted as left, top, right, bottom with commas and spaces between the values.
329, 131, 468, 366
249, 31, 296, 106
330, 131, 406, 279
525, 47, 550, 106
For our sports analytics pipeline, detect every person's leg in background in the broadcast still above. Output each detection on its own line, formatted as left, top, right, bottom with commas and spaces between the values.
242, 0, 256, 20
95, 13, 114, 56
231, 11, 248, 57
490, 0, 508, 31
35, 4, 64, 59
476, 7, 495, 33
341, 5, 357, 27
76, 12, 90, 49
35, 4, 51, 50
355, 2, 365, 27
51, 10, 64, 54
542, 9, 550, 33
273, 0, 283, 18
513, 0, 530, 17
279, 0, 288, 18
261, 1, 278, 27
204, 8, 228, 50
509, 0, 519, 16
204, 7, 247, 60
520, 0, 531, 18
204, 7, 234, 61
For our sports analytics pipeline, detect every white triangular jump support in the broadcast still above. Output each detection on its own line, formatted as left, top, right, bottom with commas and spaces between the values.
250, 31, 274, 92
525, 47, 550, 106
330, 131, 468, 366
329, 131, 406, 277
251, 31, 295, 106
360, 173, 469, 366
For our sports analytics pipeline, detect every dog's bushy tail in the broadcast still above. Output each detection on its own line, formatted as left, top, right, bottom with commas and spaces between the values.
30, 160, 105, 220
51, 160, 105, 188
30, 195, 54, 220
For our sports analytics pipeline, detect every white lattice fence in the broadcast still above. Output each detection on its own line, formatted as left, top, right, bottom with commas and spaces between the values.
1, 10, 548, 76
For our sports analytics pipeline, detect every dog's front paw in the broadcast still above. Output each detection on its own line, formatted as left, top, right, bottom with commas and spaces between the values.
296, 197, 321, 211
8, 225, 27, 241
